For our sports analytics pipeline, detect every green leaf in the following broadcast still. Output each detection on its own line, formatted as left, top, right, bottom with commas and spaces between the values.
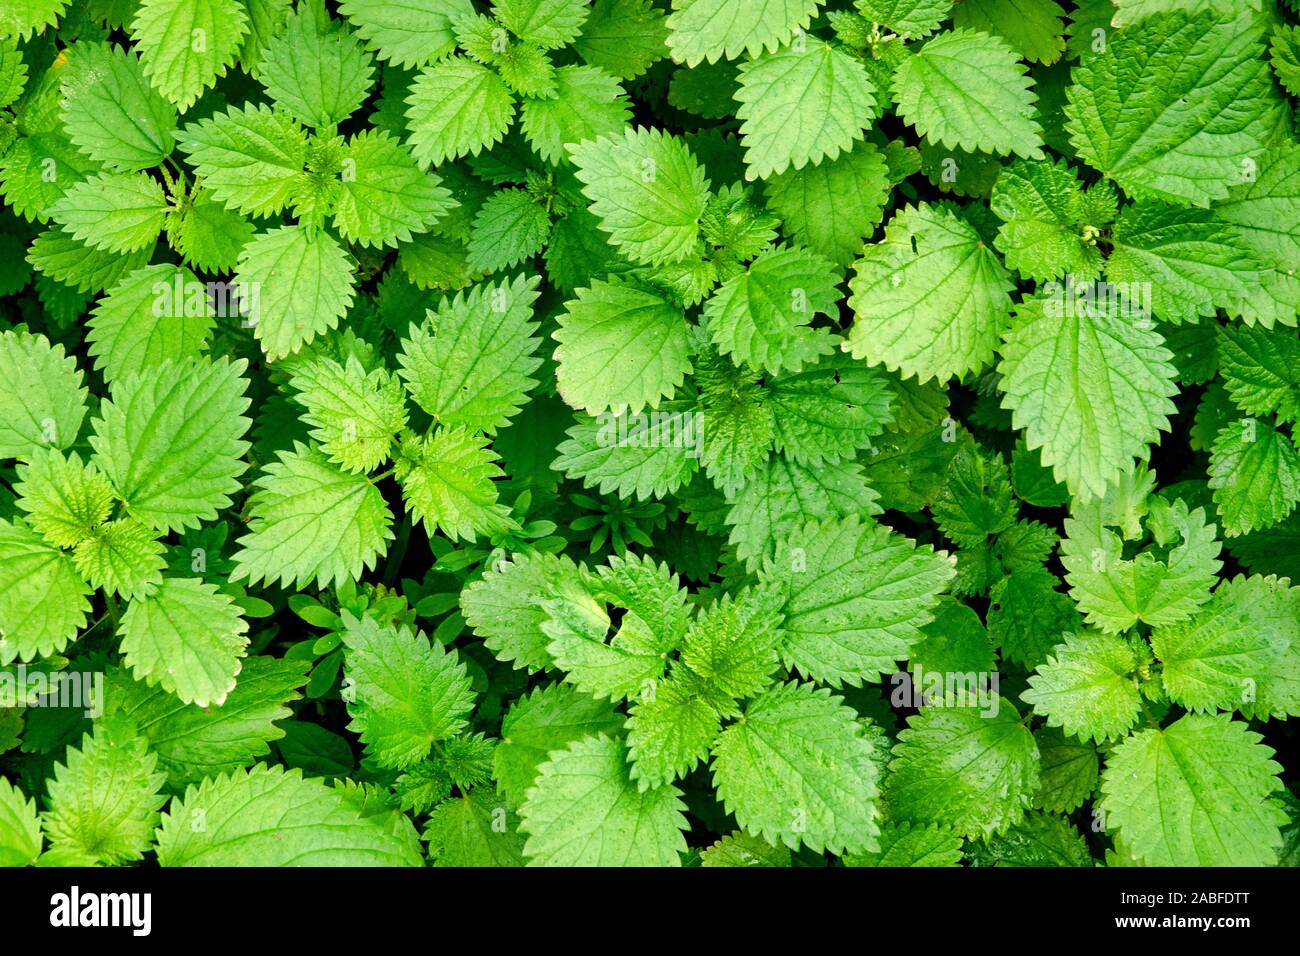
734, 38, 878, 181
884, 697, 1039, 839
130, 0, 250, 110
26, 228, 152, 295
854, 0, 951, 40
395, 427, 515, 543
847, 202, 1014, 383
337, 0, 470, 68
1060, 496, 1222, 633
951, 0, 1066, 64
552, 405, 701, 500
108, 656, 308, 787
1032, 725, 1098, 814
423, 788, 525, 866
340, 613, 475, 769
1217, 324, 1300, 425
466, 189, 551, 273
626, 676, 722, 790
568, 126, 709, 266
156, 765, 424, 865
289, 355, 408, 474
554, 279, 692, 414
1107, 200, 1259, 324
678, 583, 785, 701
1151, 574, 1297, 714
87, 264, 215, 384
405, 55, 516, 167
334, 130, 454, 248
988, 566, 1080, 670
760, 516, 954, 687
235, 224, 357, 361
997, 292, 1179, 502
700, 830, 792, 867
43, 716, 167, 866
843, 822, 963, 867
0, 778, 41, 867
765, 140, 891, 267
493, 682, 624, 805
1064, 12, 1283, 207
967, 811, 1091, 867
1100, 713, 1286, 866
173, 189, 256, 271
704, 245, 839, 375
13, 448, 113, 549
176, 104, 310, 216
573, 0, 667, 80
0, 518, 92, 664
665, 0, 824, 66
89, 356, 252, 534
495, 0, 590, 49
712, 681, 881, 854
258, 5, 374, 128
231, 442, 394, 590
519, 734, 688, 865
519, 64, 630, 165
0, 328, 87, 457
72, 518, 166, 600
1021, 631, 1142, 742
767, 357, 894, 466
1208, 419, 1300, 537
0, 0, 69, 40
892, 28, 1043, 159
60, 41, 177, 171
990, 158, 1106, 283
461, 551, 586, 672
398, 273, 542, 435
50, 171, 168, 254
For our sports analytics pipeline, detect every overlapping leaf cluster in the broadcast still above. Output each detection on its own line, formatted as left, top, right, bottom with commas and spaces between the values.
0, 0, 1298, 869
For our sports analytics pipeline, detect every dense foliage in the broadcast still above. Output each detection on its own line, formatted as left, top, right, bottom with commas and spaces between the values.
0, 0, 1298, 868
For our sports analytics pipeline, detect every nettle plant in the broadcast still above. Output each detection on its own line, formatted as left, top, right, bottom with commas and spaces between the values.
0, 0, 1297, 869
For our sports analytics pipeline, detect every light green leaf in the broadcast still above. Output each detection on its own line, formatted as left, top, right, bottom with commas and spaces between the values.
626, 676, 721, 791
519, 64, 630, 165
14, 448, 113, 549
665, 0, 824, 66
395, 427, 515, 542
60, 41, 176, 171
0, 518, 91, 664
424, 788, 525, 866
175, 104, 309, 216
573, 0, 667, 80
462, 551, 587, 672
405, 55, 516, 167
72, 518, 166, 600
1021, 631, 1142, 742
495, 0, 590, 49
843, 822, 964, 867
289, 355, 407, 474
951, 0, 1066, 64
258, 5, 375, 128
1208, 419, 1300, 537
171, 189, 256, 272
88, 264, 215, 384
337, 0, 470, 68
0, 778, 41, 867
49, 171, 168, 254
334, 130, 454, 248
552, 404, 700, 501
854, 0, 951, 39
0, 328, 87, 457
131, 0, 250, 110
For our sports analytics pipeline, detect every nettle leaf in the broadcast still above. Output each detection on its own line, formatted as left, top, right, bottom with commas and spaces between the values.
88, 264, 215, 384
519, 734, 688, 866
844, 821, 964, 867
73, 518, 166, 600
952, 0, 1066, 65
0, 0, 68, 40
701, 830, 793, 867
712, 682, 880, 855
406, 55, 516, 167
337, 0, 470, 68
235, 224, 357, 360
341, 613, 476, 769
554, 279, 692, 414
60, 41, 177, 171
1208, 419, 1300, 537
466, 189, 551, 272
734, 38, 878, 181
173, 189, 256, 272
119, 576, 250, 707
854, 0, 952, 40
176, 104, 310, 217
1100, 713, 1286, 866
765, 140, 891, 267
131, 0, 250, 111
14, 448, 113, 549
1151, 574, 1297, 714
493, 682, 624, 805
50, 171, 168, 254
395, 427, 515, 543
997, 293, 1179, 502
90, 356, 252, 533
289, 355, 408, 474
0, 778, 41, 867
0, 329, 87, 457
424, 789, 525, 867
0, 518, 92, 664
26, 229, 151, 296
990, 158, 1105, 283
761, 516, 954, 687
704, 245, 840, 376
462, 551, 586, 672
573, 0, 668, 80
43, 717, 167, 866
884, 698, 1040, 839
520, 64, 630, 165
1065, 11, 1283, 207
1217, 325, 1300, 425
232, 441, 394, 590
1060, 496, 1222, 633
892, 28, 1044, 159
847, 202, 1014, 383
625, 676, 722, 791
552, 403, 701, 500
108, 656, 309, 787
1021, 631, 1143, 742
334, 130, 455, 248
156, 765, 423, 866
665, 0, 824, 66
767, 357, 894, 466
495, 0, 591, 49
258, 5, 375, 129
